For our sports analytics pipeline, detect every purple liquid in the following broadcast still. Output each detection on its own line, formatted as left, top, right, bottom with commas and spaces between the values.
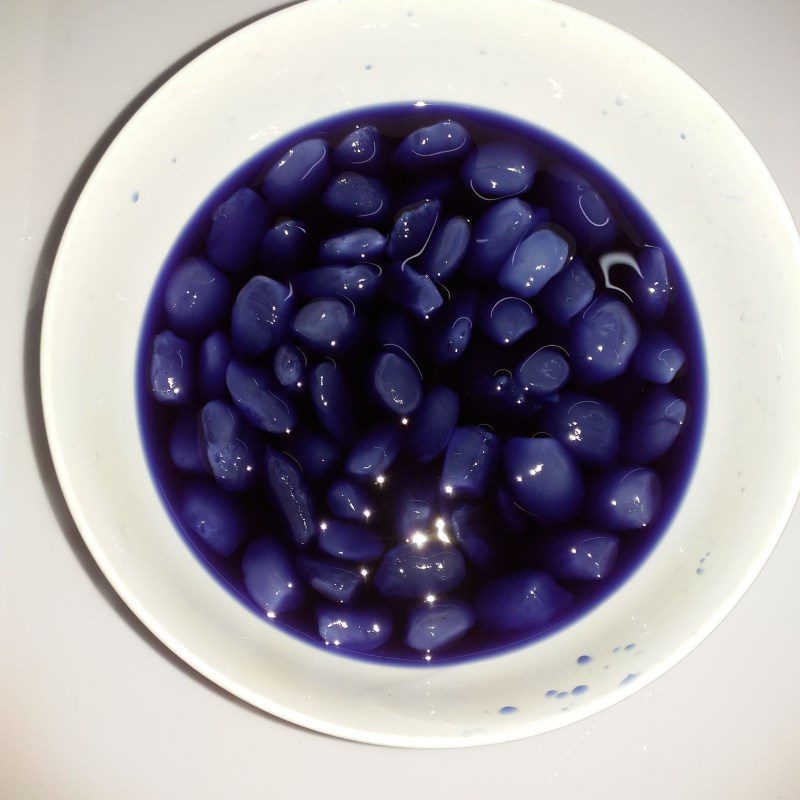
137, 103, 705, 664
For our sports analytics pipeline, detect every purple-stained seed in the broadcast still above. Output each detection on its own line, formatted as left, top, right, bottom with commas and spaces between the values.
392, 466, 441, 535
372, 351, 423, 415
421, 216, 471, 281
200, 400, 260, 492
503, 437, 584, 523
292, 297, 360, 355
345, 425, 402, 480
544, 392, 622, 466
429, 290, 477, 364
242, 536, 305, 615
440, 426, 500, 499
476, 570, 571, 633
318, 227, 385, 265
309, 362, 358, 446
536, 257, 596, 327
392, 121, 471, 170
273, 343, 306, 392
150, 331, 195, 405
462, 141, 537, 199
480, 293, 538, 345
623, 387, 686, 463
181, 480, 247, 556
570, 295, 640, 385
265, 448, 317, 546
258, 219, 311, 277
537, 166, 618, 253
496, 485, 532, 534
198, 331, 233, 401
169, 409, 204, 474
514, 348, 570, 398
538, 529, 620, 581
386, 198, 441, 263
318, 518, 385, 562
629, 246, 671, 322
226, 360, 297, 434
332, 125, 386, 176
450, 504, 499, 569
631, 328, 686, 384
385, 263, 444, 318
406, 386, 459, 463
406, 600, 476, 652
206, 188, 271, 274
466, 198, 544, 281
285, 429, 341, 483
375, 539, 467, 599
317, 604, 393, 651
230, 275, 294, 357
498, 226, 572, 298
327, 480, 373, 521
262, 138, 330, 210
392, 204, 442, 263
297, 554, 363, 604
588, 467, 662, 530
291, 264, 381, 304
163, 258, 232, 339
323, 172, 391, 222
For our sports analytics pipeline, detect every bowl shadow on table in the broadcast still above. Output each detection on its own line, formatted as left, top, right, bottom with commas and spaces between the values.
22, 1, 326, 741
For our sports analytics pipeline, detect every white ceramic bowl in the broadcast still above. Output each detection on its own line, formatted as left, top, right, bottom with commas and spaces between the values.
41, 0, 800, 747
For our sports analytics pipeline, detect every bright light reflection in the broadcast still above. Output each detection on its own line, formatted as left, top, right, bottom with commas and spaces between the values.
410, 531, 428, 547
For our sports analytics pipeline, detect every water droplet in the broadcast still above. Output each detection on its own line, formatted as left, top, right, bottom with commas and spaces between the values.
499, 705, 518, 714
577, 654, 592, 665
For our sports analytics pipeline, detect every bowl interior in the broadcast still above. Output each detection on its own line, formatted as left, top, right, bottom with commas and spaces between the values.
41, 0, 800, 746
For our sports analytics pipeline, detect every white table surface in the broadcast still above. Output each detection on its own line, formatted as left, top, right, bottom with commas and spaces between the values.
2, 1, 799, 797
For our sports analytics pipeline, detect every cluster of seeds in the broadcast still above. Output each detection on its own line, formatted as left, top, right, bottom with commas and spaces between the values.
145, 109, 697, 660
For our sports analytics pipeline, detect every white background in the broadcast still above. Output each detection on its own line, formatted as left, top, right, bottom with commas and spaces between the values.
2, 1, 799, 797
